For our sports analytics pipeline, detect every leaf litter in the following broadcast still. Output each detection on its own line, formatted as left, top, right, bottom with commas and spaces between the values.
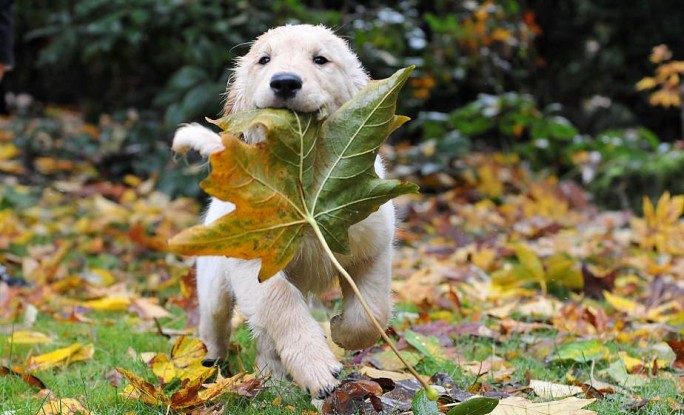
0, 75, 683, 414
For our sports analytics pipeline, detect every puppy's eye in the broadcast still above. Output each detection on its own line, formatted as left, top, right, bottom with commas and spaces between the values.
313, 56, 329, 65
258, 56, 270, 65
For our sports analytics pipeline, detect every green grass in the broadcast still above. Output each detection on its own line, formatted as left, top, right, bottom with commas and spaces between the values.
2, 308, 682, 414
0, 314, 314, 414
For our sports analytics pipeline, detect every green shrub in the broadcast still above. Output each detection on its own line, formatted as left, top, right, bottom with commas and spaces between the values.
20, 0, 281, 124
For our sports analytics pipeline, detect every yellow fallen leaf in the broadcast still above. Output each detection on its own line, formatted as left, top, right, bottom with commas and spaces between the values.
513, 244, 546, 292
471, 246, 497, 271
149, 354, 176, 384
0, 143, 19, 160
39, 398, 93, 415
618, 352, 644, 372
476, 164, 504, 198
149, 336, 215, 385
645, 301, 682, 323
117, 368, 168, 406
28, 343, 94, 371
603, 291, 645, 316
85, 268, 116, 286
80, 296, 131, 311
545, 254, 583, 290
8, 331, 52, 345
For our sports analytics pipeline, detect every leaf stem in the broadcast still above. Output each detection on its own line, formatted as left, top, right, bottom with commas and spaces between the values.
307, 218, 432, 392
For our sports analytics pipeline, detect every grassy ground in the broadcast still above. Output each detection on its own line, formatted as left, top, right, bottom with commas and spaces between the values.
2, 307, 681, 414
1, 314, 317, 414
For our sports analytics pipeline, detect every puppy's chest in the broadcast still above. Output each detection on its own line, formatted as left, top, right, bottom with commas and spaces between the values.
285, 219, 378, 294
285, 230, 337, 293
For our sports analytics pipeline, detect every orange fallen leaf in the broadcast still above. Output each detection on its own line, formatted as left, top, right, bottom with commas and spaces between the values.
0, 366, 47, 389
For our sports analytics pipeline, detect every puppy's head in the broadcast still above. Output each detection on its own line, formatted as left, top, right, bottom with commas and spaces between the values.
224, 24, 369, 116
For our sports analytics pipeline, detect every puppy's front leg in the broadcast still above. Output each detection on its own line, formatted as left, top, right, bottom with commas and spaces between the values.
330, 247, 392, 351
231, 266, 342, 398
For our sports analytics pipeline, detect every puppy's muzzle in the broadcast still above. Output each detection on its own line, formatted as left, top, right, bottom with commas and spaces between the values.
270, 73, 303, 100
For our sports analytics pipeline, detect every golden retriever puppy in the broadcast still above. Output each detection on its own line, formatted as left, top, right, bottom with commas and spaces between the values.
172, 24, 395, 398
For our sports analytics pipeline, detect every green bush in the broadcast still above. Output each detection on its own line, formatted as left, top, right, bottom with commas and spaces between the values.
11, 0, 684, 204
19, 0, 280, 124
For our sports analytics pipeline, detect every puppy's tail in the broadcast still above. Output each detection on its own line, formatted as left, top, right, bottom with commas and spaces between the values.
172, 123, 225, 157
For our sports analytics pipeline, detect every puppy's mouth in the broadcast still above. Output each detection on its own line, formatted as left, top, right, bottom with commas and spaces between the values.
257, 102, 330, 118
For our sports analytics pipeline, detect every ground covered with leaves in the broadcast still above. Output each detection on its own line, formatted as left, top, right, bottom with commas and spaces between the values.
1, 109, 684, 414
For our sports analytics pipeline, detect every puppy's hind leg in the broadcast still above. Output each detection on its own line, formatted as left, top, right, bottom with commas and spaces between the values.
196, 256, 235, 367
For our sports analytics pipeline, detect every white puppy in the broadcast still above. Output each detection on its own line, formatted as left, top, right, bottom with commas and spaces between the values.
172, 24, 395, 398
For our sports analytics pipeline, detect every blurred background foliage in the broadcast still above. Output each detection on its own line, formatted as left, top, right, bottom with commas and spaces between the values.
5, 0, 684, 208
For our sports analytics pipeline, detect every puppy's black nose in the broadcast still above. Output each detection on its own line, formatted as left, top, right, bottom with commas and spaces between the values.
270, 73, 302, 100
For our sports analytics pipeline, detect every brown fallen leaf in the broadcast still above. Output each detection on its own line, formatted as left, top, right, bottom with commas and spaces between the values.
666, 340, 684, 370
322, 379, 384, 415
0, 366, 47, 389
581, 264, 616, 299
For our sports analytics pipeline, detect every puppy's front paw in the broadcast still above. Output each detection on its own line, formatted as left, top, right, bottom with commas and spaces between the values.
172, 123, 224, 156
304, 370, 341, 399
290, 355, 342, 399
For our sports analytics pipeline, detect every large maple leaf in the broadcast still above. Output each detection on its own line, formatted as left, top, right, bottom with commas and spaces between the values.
168, 67, 419, 280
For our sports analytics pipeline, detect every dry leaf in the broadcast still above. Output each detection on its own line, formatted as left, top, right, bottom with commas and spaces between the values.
529, 379, 583, 399
359, 366, 415, 382
129, 297, 172, 320
490, 396, 596, 415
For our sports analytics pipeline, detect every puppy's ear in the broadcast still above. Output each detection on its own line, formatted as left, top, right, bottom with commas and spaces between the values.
222, 64, 247, 115
350, 67, 371, 94
223, 88, 238, 116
